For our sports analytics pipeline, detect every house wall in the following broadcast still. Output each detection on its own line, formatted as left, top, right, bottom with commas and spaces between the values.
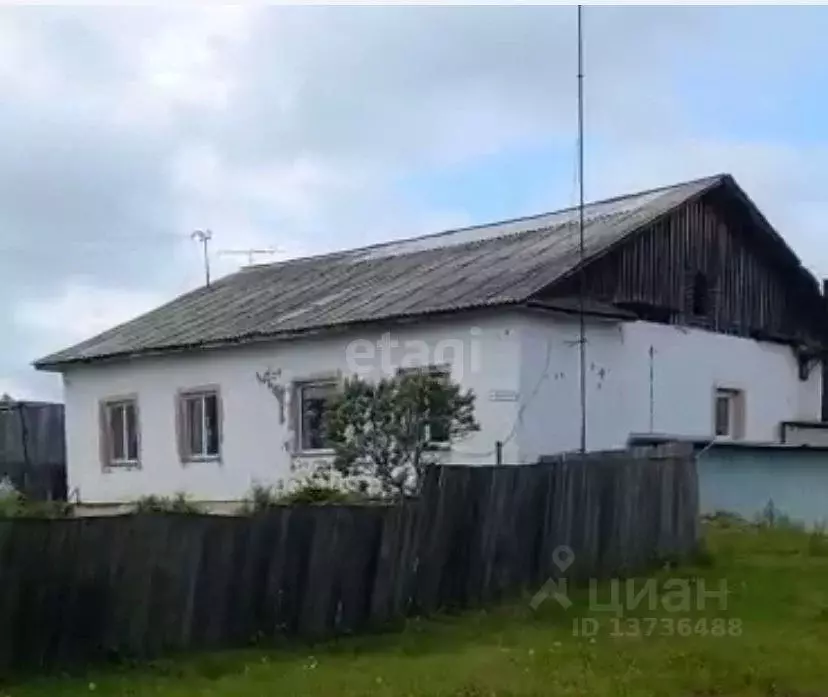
516, 314, 821, 462
548, 190, 824, 344
516, 314, 629, 462
62, 313, 523, 504
697, 446, 828, 528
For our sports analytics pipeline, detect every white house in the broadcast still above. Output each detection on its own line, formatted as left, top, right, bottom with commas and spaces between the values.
35, 174, 828, 506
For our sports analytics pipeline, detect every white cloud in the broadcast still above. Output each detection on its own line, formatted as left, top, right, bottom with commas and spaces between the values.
16, 280, 167, 351
0, 377, 41, 402
1, 7, 828, 400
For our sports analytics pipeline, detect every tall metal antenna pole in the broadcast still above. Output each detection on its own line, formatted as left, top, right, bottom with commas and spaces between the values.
192, 229, 213, 287
577, 5, 587, 454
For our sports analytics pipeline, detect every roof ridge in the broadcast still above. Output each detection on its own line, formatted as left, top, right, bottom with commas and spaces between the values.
35, 171, 748, 370
242, 172, 727, 272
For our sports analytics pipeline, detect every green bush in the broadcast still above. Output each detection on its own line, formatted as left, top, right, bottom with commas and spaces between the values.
0, 488, 71, 519
754, 499, 804, 531
0, 488, 21, 517
238, 483, 282, 514
278, 484, 352, 505
18, 500, 73, 518
238, 482, 356, 514
807, 522, 828, 557
702, 510, 748, 529
133, 493, 202, 514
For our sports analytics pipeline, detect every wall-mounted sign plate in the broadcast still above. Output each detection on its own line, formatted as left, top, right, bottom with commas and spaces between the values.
489, 389, 519, 402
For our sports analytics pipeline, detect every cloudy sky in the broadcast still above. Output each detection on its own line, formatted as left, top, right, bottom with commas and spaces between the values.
3, 6, 828, 401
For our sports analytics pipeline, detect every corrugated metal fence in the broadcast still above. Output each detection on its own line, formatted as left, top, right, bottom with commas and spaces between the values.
0, 443, 697, 672
0, 401, 66, 501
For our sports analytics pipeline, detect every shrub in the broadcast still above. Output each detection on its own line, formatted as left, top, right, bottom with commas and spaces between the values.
238, 483, 282, 514
702, 510, 748, 529
18, 500, 73, 518
0, 487, 22, 517
324, 371, 480, 499
808, 522, 828, 557
278, 484, 352, 505
754, 499, 803, 531
238, 481, 359, 513
0, 487, 71, 519
133, 493, 202, 514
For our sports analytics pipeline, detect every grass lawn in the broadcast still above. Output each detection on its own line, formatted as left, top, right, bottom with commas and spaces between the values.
6, 521, 828, 696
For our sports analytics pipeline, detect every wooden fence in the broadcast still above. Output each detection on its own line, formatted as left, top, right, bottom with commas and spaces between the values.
0, 444, 698, 671
0, 401, 66, 501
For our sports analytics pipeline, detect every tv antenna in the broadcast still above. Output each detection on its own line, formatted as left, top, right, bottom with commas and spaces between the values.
191, 229, 213, 287
218, 248, 279, 266
577, 4, 587, 454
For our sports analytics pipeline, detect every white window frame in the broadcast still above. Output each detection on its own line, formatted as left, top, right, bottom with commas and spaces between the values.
295, 379, 338, 453
178, 388, 222, 462
714, 387, 745, 440
101, 397, 140, 468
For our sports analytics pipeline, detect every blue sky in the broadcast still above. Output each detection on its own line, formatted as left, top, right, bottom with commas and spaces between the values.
2, 6, 828, 399
397, 5, 828, 268
401, 144, 576, 225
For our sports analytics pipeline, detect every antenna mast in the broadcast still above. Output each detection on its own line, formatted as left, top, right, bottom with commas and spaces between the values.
191, 229, 213, 287
577, 5, 587, 454
218, 248, 278, 266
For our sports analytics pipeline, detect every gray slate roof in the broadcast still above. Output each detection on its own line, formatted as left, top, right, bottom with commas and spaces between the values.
36, 174, 725, 369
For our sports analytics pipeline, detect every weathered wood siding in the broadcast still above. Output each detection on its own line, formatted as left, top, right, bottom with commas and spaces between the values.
0, 446, 697, 672
548, 189, 823, 344
0, 403, 66, 501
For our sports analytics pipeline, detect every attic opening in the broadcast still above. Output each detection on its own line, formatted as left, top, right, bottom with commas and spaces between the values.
692, 272, 709, 316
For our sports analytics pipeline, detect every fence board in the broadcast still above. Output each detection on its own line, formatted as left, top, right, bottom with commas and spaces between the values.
0, 446, 699, 672
0, 402, 66, 501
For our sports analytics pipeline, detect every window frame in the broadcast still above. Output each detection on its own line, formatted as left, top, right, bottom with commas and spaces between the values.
99, 395, 141, 470
713, 387, 745, 440
397, 364, 452, 447
294, 378, 339, 454
177, 387, 222, 463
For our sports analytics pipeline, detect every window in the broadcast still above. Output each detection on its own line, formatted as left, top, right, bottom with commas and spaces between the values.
714, 388, 744, 439
399, 365, 451, 445
101, 398, 139, 466
297, 381, 338, 451
178, 390, 221, 461
692, 272, 709, 316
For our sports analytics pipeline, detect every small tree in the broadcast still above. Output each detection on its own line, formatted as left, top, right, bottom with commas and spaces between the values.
324, 371, 479, 498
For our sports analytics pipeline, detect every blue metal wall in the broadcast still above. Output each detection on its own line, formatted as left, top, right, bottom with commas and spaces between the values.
698, 445, 828, 527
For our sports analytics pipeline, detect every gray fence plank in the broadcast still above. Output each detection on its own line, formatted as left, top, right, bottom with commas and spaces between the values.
0, 446, 699, 672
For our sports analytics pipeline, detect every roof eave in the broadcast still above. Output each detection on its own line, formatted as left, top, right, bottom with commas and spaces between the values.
33, 301, 529, 371
522, 298, 637, 321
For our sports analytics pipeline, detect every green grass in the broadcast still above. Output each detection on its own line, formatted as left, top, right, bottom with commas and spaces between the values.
7, 522, 828, 696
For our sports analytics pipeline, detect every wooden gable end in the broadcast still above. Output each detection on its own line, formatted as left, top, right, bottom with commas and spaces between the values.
543, 187, 825, 344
